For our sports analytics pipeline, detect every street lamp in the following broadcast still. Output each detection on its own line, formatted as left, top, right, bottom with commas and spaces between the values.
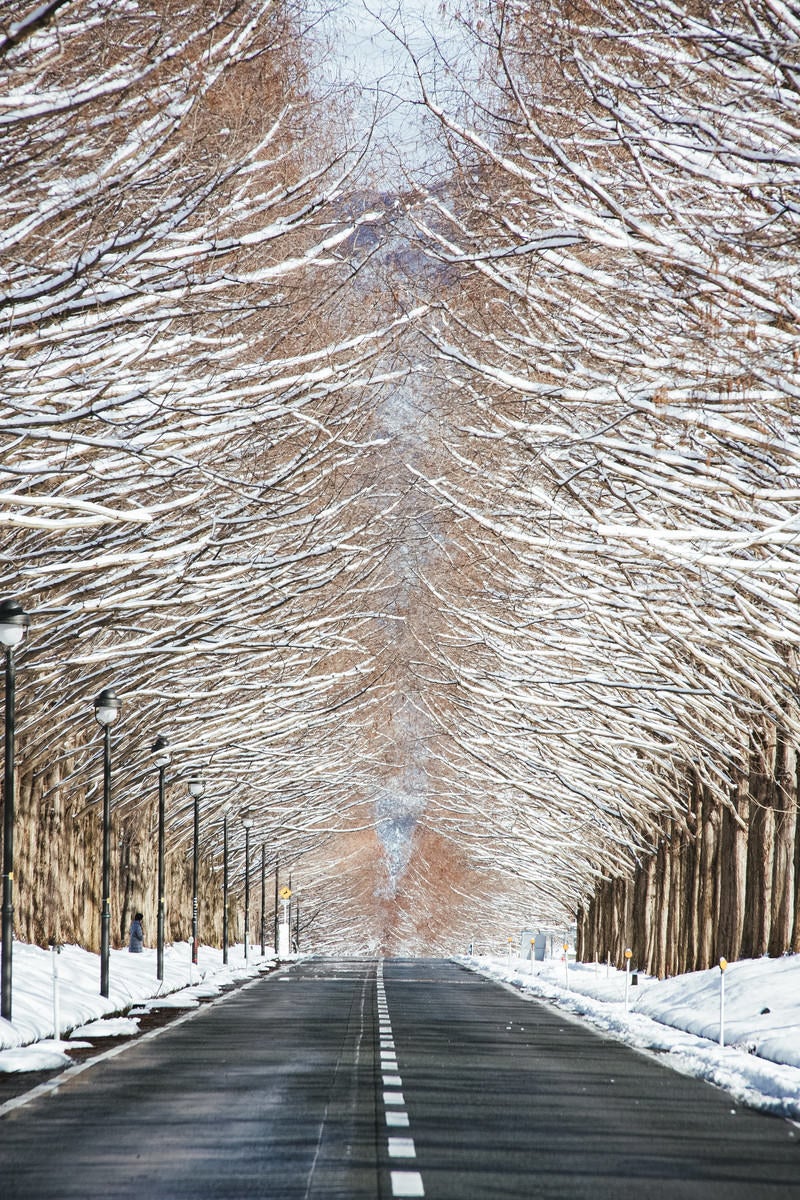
151, 735, 170, 981
93, 686, 122, 999
241, 809, 253, 964
222, 802, 232, 965
260, 842, 266, 957
187, 773, 205, 966
273, 859, 279, 954
0, 598, 29, 1021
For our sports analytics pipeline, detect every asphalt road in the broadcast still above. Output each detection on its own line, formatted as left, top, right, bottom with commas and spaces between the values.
1, 958, 798, 1198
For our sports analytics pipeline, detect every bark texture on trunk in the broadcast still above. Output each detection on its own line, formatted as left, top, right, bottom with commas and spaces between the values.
6, 743, 230, 953
576, 724, 799, 977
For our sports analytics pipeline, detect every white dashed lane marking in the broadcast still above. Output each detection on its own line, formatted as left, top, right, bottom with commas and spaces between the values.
388, 1137, 416, 1158
391, 1170, 425, 1197
378, 965, 425, 1196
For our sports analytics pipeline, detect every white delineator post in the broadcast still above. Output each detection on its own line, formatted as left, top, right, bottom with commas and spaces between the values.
51, 941, 61, 1040
278, 899, 290, 956
719, 957, 727, 1047
563, 942, 569, 989
276, 884, 291, 957
530, 938, 535, 975
624, 948, 632, 1012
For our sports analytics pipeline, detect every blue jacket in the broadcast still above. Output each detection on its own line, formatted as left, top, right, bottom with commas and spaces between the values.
129, 919, 144, 953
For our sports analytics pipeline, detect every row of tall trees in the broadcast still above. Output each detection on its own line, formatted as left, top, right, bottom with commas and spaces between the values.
0, 0, 422, 953
379, 0, 800, 968
3, 0, 800, 963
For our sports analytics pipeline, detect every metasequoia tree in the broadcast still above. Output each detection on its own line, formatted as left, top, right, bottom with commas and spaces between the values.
379, 0, 800, 971
5, 0, 800, 964
0, 0, 415, 950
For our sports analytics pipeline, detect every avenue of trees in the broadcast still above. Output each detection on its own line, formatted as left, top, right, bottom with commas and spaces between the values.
1, 0, 799, 968
0, 0, 422, 953
399, 0, 800, 971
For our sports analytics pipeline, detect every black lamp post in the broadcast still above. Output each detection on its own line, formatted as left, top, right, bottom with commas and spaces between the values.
242, 810, 253, 963
151, 735, 170, 981
260, 843, 266, 957
222, 802, 232, 965
273, 859, 279, 954
188, 773, 204, 966
0, 598, 29, 1021
94, 686, 122, 999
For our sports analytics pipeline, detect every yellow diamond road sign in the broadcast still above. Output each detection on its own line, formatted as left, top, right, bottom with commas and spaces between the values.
279, 886, 292, 900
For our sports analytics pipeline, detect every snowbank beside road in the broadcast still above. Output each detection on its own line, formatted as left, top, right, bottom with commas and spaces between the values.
0, 940, 273, 1068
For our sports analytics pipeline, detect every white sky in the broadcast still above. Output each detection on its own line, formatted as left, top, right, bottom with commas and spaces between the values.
309, 0, 473, 179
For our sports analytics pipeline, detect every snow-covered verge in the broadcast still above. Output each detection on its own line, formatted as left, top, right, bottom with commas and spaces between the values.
461, 953, 800, 1120
0, 941, 276, 1072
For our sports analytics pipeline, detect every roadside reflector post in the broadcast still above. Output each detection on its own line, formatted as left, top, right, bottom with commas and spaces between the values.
719, 957, 728, 1047
50, 939, 62, 1041
507, 936, 514, 963
563, 942, 569, 989
530, 938, 535, 975
624, 948, 633, 1012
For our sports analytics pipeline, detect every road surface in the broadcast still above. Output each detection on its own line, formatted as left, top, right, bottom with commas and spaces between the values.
1, 958, 798, 1197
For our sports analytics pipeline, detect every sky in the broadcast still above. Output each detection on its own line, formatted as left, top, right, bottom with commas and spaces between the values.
309, 0, 473, 181
1, 941, 799, 1126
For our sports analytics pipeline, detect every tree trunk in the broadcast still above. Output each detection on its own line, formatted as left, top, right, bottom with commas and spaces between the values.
742, 725, 776, 958
716, 767, 749, 961
665, 822, 685, 976
768, 730, 796, 956
697, 785, 719, 969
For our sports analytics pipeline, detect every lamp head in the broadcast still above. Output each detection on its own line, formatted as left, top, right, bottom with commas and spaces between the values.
151, 734, 171, 769
187, 774, 205, 799
0, 598, 30, 649
94, 687, 122, 727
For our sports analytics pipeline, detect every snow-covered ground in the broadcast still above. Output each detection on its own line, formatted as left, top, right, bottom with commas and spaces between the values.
462, 952, 800, 1120
0, 941, 274, 1073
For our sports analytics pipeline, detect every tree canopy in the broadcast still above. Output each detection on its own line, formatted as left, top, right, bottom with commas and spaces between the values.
1, 0, 799, 956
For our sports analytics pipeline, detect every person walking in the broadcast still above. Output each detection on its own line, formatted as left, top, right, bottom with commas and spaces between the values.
129, 912, 144, 953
